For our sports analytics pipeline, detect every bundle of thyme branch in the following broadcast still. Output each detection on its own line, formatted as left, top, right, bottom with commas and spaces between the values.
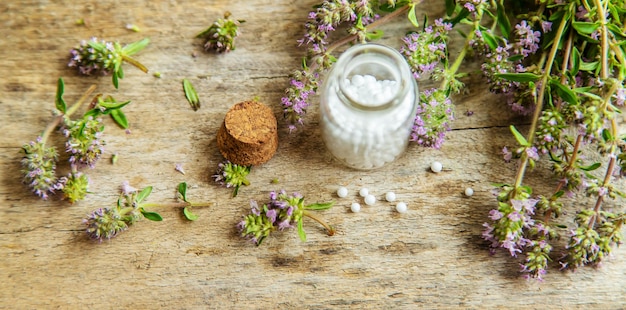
282, 0, 626, 279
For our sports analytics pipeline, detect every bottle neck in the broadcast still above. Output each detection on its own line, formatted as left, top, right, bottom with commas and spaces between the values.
333, 43, 412, 112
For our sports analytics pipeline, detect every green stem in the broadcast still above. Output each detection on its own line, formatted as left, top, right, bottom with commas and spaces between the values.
308, 3, 412, 72
594, 0, 609, 79
440, 8, 485, 91
587, 0, 619, 229
140, 201, 213, 209
543, 134, 583, 223
303, 210, 335, 236
512, 9, 570, 189
40, 84, 97, 143
122, 55, 149, 73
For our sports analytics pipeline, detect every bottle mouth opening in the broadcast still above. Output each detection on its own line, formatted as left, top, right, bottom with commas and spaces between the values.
336, 44, 411, 111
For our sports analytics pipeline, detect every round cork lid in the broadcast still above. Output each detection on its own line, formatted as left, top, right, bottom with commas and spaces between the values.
217, 100, 278, 166
223, 101, 276, 145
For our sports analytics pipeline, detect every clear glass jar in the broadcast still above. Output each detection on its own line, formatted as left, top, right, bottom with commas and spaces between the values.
319, 43, 418, 170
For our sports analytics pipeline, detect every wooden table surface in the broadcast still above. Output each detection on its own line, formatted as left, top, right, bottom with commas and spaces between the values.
2, 0, 626, 308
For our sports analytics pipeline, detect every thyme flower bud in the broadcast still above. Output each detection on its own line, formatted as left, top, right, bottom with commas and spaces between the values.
68, 37, 119, 76
84, 205, 141, 241
20, 137, 63, 199
197, 12, 244, 53
400, 19, 451, 79
213, 160, 251, 197
61, 172, 89, 203
63, 116, 105, 169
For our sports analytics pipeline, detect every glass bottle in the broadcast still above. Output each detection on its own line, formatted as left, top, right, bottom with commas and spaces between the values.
319, 43, 418, 170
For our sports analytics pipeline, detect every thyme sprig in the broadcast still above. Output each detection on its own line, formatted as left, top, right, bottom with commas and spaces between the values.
84, 182, 213, 241
20, 78, 133, 202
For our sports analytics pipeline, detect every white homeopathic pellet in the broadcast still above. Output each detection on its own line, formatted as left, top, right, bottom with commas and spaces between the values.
359, 187, 369, 197
364, 194, 376, 206
350, 202, 361, 213
396, 202, 408, 213
465, 187, 474, 197
385, 191, 396, 202
430, 161, 443, 173
337, 186, 349, 198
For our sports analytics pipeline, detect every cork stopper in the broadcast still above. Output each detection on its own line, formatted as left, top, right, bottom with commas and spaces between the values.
216, 100, 278, 166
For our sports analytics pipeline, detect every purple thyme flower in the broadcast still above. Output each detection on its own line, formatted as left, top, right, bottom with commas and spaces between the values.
175, 163, 185, 175
410, 88, 454, 149
458, 0, 488, 14
514, 20, 541, 57
502, 147, 513, 162
400, 19, 451, 79
281, 69, 319, 132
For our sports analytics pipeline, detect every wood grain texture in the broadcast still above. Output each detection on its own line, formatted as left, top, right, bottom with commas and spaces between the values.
1, 1, 625, 309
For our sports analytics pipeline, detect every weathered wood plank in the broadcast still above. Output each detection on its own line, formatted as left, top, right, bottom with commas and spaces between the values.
1, 0, 625, 309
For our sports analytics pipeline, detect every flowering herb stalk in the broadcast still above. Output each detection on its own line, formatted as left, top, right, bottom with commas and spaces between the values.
480, 0, 626, 279
20, 78, 133, 202
84, 182, 213, 241
238, 190, 334, 246
68, 37, 150, 88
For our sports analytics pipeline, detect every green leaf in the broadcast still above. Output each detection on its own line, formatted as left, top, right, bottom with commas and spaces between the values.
553, 190, 565, 199
136, 186, 153, 204
579, 162, 601, 171
365, 29, 384, 40
507, 54, 524, 62
98, 97, 131, 110
570, 47, 581, 76
510, 125, 530, 147
602, 128, 613, 142
407, 4, 419, 28
117, 66, 124, 79
445, 8, 470, 25
572, 21, 599, 35
177, 182, 188, 202
548, 151, 563, 163
579, 60, 599, 72
550, 80, 578, 105
297, 219, 307, 242
496, 1, 511, 39
377, 0, 411, 12
496, 72, 541, 83
141, 209, 163, 221
112, 72, 119, 89
445, 0, 455, 16
122, 38, 150, 55
304, 202, 334, 210
183, 79, 200, 111
607, 23, 626, 40
183, 207, 199, 221
481, 28, 498, 50
110, 109, 129, 129
55, 78, 67, 113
